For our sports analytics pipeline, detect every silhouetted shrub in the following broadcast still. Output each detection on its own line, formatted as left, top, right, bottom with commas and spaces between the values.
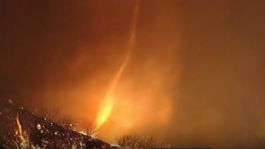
117, 135, 169, 149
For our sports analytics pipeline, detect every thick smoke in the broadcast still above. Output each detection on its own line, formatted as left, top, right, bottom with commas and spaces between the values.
1, 0, 265, 148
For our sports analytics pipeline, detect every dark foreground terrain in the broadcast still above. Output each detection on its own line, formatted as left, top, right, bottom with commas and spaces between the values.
0, 99, 118, 149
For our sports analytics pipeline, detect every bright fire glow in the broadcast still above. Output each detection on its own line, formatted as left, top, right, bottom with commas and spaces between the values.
96, 96, 114, 130
16, 116, 23, 137
95, 0, 140, 130
15, 116, 29, 148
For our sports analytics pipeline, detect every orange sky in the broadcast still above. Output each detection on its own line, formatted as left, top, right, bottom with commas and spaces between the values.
1, 0, 265, 148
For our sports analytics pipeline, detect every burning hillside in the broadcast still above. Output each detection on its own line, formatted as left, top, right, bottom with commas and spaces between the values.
0, 99, 118, 149
2, 0, 265, 148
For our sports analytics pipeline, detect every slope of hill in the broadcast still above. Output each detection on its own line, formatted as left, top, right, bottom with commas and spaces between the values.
0, 99, 118, 149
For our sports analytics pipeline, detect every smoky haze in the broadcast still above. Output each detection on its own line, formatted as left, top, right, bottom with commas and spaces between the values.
1, 0, 265, 148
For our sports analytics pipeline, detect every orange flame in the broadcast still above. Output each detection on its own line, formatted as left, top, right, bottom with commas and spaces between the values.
95, 0, 140, 130
15, 116, 29, 148
95, 96, 114, 130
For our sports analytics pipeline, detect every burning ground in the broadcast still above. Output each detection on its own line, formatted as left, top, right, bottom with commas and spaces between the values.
1, 0, 265, 149
0, 99, 115, 148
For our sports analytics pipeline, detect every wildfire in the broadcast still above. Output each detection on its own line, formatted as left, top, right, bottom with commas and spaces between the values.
15, 115, 29, 148
95, 0, 140, 130
96, 96, 114, 130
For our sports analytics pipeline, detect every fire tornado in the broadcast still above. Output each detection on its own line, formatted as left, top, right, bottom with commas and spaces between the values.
95, 0, 140, 130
